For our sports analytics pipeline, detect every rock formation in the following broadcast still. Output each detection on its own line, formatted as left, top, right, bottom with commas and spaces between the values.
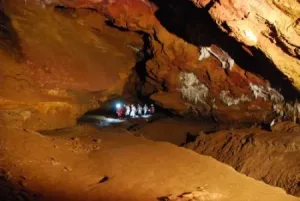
190, 0, 300, 89
50, 0, 299, 124
185, 124, 300, 196
0, 1, 144, 130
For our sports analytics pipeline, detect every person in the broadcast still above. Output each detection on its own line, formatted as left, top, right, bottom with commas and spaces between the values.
120, 105, 125, 118
125, 104, 130, 117
143, 104, 148, 115
116, 103, 123, 118
130, 104, 137, 118
150, 104, 155, 114
137, 104, 143, 116
148, 106, 152, 114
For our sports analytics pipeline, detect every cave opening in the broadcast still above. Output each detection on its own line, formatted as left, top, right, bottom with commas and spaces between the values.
76, 25, 178, 126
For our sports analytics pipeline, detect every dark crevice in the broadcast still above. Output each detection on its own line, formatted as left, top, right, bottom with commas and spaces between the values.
54, 5, 76, 15
148, 0, 299, 100
265, 21, 299, 59
98, 176, 109, 183
205, 0, 216, 11
105, 19, 129, 32
135, 34, 153, 83
221, 21, 232, 33
121, 31, 158, 103
152, 28, 163, 44
0, 9, 23, 62
54, 4, 100, 14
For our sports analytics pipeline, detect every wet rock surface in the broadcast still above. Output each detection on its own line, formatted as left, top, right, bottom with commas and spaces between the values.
185, 124, 300, 196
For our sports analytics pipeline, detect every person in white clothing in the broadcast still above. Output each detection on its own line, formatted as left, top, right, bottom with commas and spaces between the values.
143, 104, 148, 115
130, 104, 137, 118
137, 104, 143, 116
125, 104, 130, 116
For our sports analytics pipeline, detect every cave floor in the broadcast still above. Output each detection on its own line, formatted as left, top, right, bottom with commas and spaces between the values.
53, 116, 219, 146
0, 120, 299, 201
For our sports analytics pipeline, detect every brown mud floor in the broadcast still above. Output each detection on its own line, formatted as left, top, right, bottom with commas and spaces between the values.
185, 121, 300, 197
0, 119, 299, 201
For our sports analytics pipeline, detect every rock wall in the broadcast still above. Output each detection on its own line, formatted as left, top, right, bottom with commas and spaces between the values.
1, 0, 299, 126
190, 0, 300, 89
53, 0, 299, 124
185, 124, 300, 196
0, 1, 144, 130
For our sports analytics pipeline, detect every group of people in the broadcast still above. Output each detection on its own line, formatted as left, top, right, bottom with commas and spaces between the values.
116, 103, 155, 118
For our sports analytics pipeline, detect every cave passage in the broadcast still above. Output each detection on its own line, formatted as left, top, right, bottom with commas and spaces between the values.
1, 1, 300, 201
